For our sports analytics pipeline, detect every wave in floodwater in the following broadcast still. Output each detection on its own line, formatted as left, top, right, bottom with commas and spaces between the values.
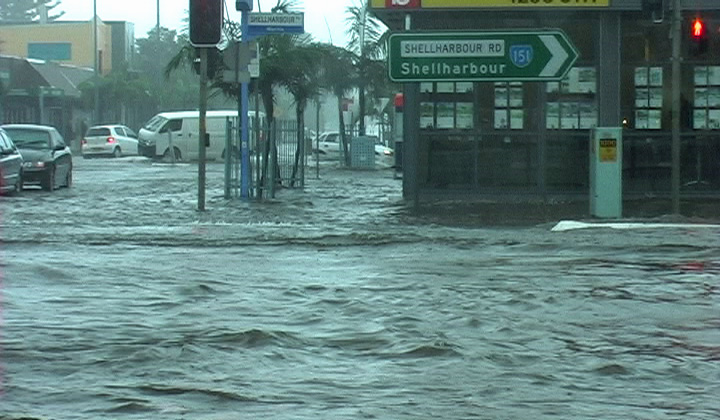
0, 160, 719, 420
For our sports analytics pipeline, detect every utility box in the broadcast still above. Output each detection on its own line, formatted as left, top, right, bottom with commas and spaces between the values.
589, 127, 622, 218
351, 136, 375, 169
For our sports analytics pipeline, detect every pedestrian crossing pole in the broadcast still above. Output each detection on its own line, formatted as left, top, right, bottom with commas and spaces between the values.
198, 47, 208, 211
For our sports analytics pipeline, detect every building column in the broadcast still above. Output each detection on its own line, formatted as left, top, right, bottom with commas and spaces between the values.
597, 12, 622, 127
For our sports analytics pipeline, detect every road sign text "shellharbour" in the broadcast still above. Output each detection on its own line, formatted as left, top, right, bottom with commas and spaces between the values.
388, 31, 578, 82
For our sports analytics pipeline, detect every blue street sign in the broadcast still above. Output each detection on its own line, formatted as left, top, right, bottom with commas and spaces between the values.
247, 12, 304, 37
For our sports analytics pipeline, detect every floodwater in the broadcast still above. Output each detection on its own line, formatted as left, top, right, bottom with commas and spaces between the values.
0, 158, 718, 419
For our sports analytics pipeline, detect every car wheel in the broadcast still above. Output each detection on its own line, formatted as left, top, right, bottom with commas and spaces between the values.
42, 167, 55, 192
65, 167, 73, 188
12, 173, 23, 195
113, 148, 122, 158
163, 147, 181, 162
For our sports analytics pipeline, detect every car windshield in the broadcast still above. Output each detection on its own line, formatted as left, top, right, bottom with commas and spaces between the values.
86, 128, 111, 136
143, 115, 167, 131
3, 129, 51, 149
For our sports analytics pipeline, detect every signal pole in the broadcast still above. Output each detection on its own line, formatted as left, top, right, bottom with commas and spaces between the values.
671, 0, 681, 214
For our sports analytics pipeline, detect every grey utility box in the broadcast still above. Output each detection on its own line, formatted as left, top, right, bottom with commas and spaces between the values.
350, 136, 375, 169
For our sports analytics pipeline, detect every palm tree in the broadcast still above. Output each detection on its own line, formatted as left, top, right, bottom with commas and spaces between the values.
316, 44, 356, 166
345, 1, 389, 136
281, 43, 322, 187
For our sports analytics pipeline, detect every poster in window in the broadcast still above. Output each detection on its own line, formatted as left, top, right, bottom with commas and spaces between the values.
436, 102, 455, 129
649, 67, 663, 87
456, 82, 473, 93
694, 66, 708, 86
420, 82, 433, 93
708, 109, 720, 129
635, 67, 649, 87
561, 102, 579, 129
546, 82, 560, 93
708, 87, 720, 107
635, 110, 649, 129
494, 109, 508, 129
456, 103, 474, 129
546, 102, 560, 129
649, 88, 663, 108
577, 67, 597, 93
436, 82, 455, 93
648, 109, 662, 129
494, 84, 508, 107
579, 103, 597, 129
693, 109, 707, 129
509, 86, 523, 107
420, 102, 434, 128
709, 66, 720, 86
635, 89, 649, 108
694, 88, 708, 107
510, 109, 524, 129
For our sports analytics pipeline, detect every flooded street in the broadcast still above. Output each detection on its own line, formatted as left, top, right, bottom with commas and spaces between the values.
1, 158, 718, 419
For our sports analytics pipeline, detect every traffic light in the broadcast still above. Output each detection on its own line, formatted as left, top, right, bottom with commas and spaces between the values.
690, 17, 709, 57
189, 0, 223, 47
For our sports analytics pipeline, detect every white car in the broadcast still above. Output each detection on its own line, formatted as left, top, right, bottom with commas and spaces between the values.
82, 125, 139, 158
313, 132, 394, 158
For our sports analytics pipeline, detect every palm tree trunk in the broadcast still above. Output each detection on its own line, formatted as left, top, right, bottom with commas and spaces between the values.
337, 95, 350, 166
290, 102, 305, 187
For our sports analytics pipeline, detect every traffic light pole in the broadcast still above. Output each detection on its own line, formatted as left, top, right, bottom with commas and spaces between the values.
671, 0, 681, 214
240, 12, 251, 199
198, 47, 208, 211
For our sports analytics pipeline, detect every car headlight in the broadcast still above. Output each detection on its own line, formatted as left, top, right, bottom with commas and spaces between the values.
23, 161, 46, 169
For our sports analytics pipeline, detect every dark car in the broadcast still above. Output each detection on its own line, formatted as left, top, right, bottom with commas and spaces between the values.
0, 127, 24, 195
2, 124, 73, 191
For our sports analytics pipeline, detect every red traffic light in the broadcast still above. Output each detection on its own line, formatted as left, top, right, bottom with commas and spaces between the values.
189, 0, 223, 47
692, 18, 706, 39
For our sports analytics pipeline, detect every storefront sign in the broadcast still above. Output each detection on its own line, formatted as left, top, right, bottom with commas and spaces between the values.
372, 0, 609, 9
388, 31, 578, 82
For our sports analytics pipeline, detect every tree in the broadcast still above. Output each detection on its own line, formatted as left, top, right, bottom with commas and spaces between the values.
316, 44, 356, 166
281, 43, 322, 186
345, 1, 389, 136
0, 0, 64, 22
136, 27, 199, 112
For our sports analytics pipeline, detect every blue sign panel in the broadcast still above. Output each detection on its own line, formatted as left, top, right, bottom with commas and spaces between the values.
28, 43, 72, 61
247, 12, 304, 38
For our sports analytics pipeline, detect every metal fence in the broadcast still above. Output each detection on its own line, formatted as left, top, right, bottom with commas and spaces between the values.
224, 117, 306, 199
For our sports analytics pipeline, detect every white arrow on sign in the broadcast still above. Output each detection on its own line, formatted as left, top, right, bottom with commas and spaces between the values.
539, 34, 569, 78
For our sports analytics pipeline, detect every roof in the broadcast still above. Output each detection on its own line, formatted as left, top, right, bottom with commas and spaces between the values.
156, 110, 265, 119
1, 124, 59, 132
0, 54, 92, 98
28, 60, 93, 98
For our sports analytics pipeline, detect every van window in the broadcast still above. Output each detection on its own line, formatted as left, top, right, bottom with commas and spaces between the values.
160, 119, 183, 133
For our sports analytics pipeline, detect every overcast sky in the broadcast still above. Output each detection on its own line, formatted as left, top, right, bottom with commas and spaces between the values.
55, 0, 361, 45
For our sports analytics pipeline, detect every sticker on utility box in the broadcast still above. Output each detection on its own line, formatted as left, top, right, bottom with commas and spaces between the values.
599, 138, 617, 162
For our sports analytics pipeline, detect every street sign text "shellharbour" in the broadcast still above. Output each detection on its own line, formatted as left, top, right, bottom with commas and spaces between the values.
388, 30, 578, 82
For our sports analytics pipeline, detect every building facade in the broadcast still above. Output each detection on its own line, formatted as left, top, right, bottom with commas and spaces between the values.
371, 0, 720, 203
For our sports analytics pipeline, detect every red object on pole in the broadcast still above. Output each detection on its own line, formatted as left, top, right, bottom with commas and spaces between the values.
394, 93, 404, 111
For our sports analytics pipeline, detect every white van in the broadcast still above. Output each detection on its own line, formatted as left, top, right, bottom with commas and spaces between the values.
138, 110, 265, 161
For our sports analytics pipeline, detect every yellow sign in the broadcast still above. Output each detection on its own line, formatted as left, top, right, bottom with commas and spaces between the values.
371, 0, 609, 9
599, 139, 617, 162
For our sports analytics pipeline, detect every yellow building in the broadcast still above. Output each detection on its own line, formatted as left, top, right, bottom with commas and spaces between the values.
0, 19, 115, 75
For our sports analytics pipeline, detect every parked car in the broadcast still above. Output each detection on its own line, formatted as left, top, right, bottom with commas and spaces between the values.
312, 132, 394, 159
0, 127, 24, 195
1, 124, 73, 191
313, 132, 343, 158
82, 125, 139, 158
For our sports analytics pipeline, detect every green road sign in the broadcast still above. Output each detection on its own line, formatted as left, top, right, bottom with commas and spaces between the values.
388, 30, 579, 82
